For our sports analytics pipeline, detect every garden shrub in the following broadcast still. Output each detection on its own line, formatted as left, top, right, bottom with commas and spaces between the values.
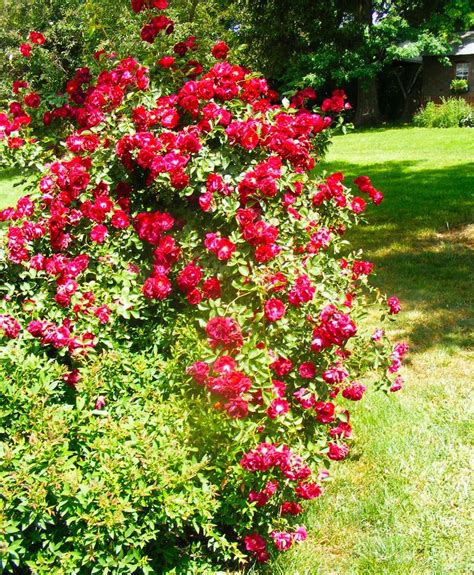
0, 2, 407, 573
413, 97, 473, 128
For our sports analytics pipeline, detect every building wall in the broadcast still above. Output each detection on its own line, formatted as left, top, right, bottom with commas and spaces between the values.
422, 55, 474, 105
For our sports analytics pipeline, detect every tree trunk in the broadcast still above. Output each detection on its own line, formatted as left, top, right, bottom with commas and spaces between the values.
354, 76, 381, 126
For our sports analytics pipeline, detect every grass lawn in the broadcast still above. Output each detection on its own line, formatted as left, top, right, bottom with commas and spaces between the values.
266, 127, 474, 575
1, 127, 473, 574
0, 168, 29, 210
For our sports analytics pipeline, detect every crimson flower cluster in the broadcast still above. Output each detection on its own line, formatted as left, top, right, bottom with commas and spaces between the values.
0, 1, 408, 567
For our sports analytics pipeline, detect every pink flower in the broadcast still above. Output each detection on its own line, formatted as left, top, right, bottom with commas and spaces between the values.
387, 296, 401, 314
342, 382, 367, 401
372, 328, 384, 341
298, 361, 316, 379
293, 525, 308, 543
266, 397, 289, 419
271, 531, 293, 551
95, 395, 106, 410
90, 224, 108, 243
264, 298, 286, 322
390, 375, 404, 392
328, 442, 349, 460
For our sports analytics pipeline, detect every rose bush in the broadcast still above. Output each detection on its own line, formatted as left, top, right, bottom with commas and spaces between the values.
0, 2, 407, 573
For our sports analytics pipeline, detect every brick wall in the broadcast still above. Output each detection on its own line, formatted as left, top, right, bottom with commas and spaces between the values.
422, 55, 474, 105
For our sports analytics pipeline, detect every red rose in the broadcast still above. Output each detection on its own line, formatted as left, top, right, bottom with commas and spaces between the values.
20, 43, 32, 57
266, 398, 289, 419
90, 224, 108, 243
7, 137, 25, 149
202, 277, 221, 299
24, 92, 41, 109
186, 361, 209, 384
298, 361, 316, 379
142, 274, 172, 300
206, 316, 243, 349
264, 298, 285, 322
328, 442, 349, 460
342, 382, 366, 401
186, 288, 203, 305
110, 210, 130, 229
211, 40, 229, 60
158, 55, 175, 68
314, 401, 335, 424
244, 533, 266, 553
351, 196, 366, 214
295, 482, 322, 500
29, 31, 45, 45
176, 263, 202, 293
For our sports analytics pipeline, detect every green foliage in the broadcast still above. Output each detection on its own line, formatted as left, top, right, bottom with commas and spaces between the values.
0, 343, 243, 574
413, 97, 473, 127
237, 0, 473, 88
450, 78, 469, 93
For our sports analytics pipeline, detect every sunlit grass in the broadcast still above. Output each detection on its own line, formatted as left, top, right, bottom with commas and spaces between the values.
266, 126, 474, 575
0, 168, 29, 210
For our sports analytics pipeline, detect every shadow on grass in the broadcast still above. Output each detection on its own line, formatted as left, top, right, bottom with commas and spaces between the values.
319, 160, 474, 354
0, 167, 23, 182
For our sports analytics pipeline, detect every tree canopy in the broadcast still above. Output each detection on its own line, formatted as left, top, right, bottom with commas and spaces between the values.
236, 0, 473, 123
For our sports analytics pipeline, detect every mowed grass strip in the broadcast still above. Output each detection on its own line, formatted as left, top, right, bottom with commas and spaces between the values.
266, 127, 474, 575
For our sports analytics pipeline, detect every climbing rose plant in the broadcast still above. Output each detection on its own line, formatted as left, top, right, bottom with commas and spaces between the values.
0, 1, 407, 571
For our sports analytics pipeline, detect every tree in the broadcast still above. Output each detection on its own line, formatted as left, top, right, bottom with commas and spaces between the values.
237, 0, 473, 125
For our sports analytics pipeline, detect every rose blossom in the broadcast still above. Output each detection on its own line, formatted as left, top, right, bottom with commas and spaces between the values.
264, 298, 286, 322
387, 296, 401, 314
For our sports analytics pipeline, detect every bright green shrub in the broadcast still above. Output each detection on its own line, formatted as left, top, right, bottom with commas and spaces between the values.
0, 1, 407, 573
0, 343, 242, 574
413, 97, 473, 128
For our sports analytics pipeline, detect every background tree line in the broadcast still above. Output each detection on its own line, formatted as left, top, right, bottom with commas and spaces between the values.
0, 0, 472, 124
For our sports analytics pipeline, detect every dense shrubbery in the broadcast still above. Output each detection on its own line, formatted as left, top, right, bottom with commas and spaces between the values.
0, 2, 406, 573
414, 97, 473, 128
